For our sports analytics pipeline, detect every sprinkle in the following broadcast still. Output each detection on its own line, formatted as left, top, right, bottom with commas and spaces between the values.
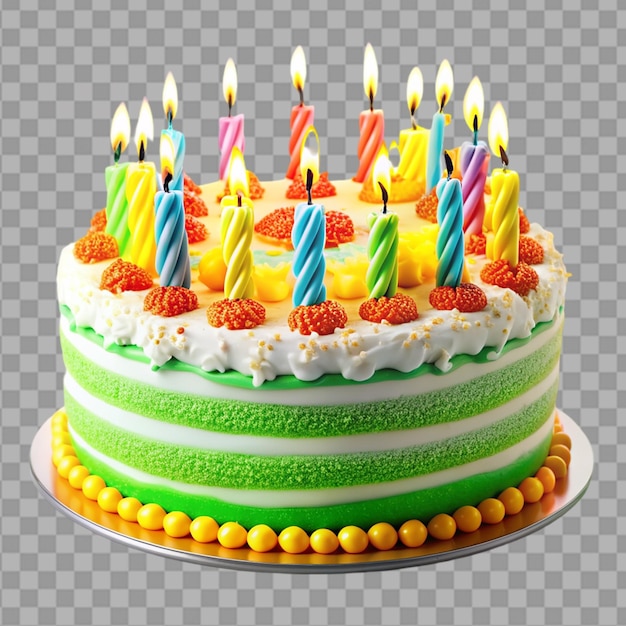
288, 300, 348, 335
519, 235, 544, 264
100, 258, 153, 293
286, 171, 336, 200
429, 283, 488, 313
359, 293, 419, 324
206, 298, 266, 330
184, 191, 209, 217
480, 260, 539, 296
185, 214, 208, 243
74, 232, 119, 264
89, 208, 107, 233
415, 189, 438, 223
176, 327, 185, 334
144, 286, 199, 317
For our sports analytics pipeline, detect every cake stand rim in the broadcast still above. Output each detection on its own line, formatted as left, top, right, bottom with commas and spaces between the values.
30, 410, 593, 574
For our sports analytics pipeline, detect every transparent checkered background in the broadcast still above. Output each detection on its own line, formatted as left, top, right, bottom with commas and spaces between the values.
1, 0, 624, 624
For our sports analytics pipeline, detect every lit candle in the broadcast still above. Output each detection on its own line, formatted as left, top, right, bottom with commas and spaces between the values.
396, 67, 428, 189
426, 59, 453, 193
221, 147, 254, 299
292, 126, 326, 306
286, 46, 315, 180
354, 44, 385, 183
126, 98, 157, 276
218, 59, 245, 181
105, 103, 131, 257
366, 154, 398, 298
161, 72, 185, 192
435, 152, 464, 287
487, 102, 520, 265
155, 135, 190, 288
460, 76, 490, 235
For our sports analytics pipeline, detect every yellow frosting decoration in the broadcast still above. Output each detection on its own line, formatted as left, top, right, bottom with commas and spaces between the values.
253, 262, 291, 302
327, 255, 369, 299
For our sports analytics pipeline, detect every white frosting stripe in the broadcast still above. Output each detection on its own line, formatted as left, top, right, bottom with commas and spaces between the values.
68, 417, 554, 508
60, 312, 562, 406
65, 366, 559, 456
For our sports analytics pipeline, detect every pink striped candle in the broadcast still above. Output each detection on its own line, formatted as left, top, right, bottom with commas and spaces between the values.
219, 59, 245, 181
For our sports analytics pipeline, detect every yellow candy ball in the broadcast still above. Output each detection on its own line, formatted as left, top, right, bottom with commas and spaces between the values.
82, 475, 106, 500
51, 411, 68, 429
51, 432, 72, 448
535, 466, 557, 494
544, 454, 568, 479
278, 526, 310, 554
427, 514, 457, 541
67, 465, 90, 490
97, 487, 123, 513
52, 444, 76, 467
163, 511, 192, 538
247, 524, 278, 553
117, 497, 143, 522
367, 522, 398, 551
519, 477, 545, 503
398, 519, 428, 548
338, 526, 369, 554
136, 503, 166, 531
57, 455, 80, 479
198, 247, 227, 292
498, 487, 525, 516
309, 529, 339, 554
453, 506, 482, 533
477, 498, 506, 525
217, 521, 248, 549
549, 444, 571, 467
189, 516, 219, 543
551, 432, 572, 450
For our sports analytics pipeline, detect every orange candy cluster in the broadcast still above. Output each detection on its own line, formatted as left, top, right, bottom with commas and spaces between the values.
429, 283, 488, 312
288, 300, 348, 335
519, 207, 530, 234
183, 191, 209, 217
206, 298, 266, 330
480, 260, 539, 296
285, 171, 337, 200
519, 235, 544, 265
144, 286, 199, 317
89, 208, 107, 233
183, 173, 202, 195
254, 207, 354, 248
415, 189, 439, 223
359, 293, 419, 324
218, 171, 266, 201
465, 232, 487, 256
73, 232, 119, 264
184, 214, 208, 244
100, 259, 154, 293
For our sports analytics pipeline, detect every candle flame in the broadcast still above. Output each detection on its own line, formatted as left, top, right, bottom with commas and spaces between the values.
363, 43, 379, 104
134, 98, 154, 158
373, 151, 392, 201
488, 102, 509, 157
223, 58, 238, 108
463, 76, 484, 132
299, 125, 320, 185
228, 147, 249, 198
406, 67, 424, 116
160, 134, 175, 178
162, 72, 178, 121
110, 102, 130, 153
290, 46, 307, 93
435, 59, 453, 111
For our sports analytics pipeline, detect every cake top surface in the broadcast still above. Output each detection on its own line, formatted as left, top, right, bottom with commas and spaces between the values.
58, 178, 567, 387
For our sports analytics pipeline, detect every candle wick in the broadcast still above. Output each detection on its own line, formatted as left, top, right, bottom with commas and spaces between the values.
439, 93, 446, 113
410, 110, 417, 131
369, 88, 374, 112
139, 141, 145, 163
237, 191, 242, 207
164, 171, 172, 193
378, 182, 388, 214
473, 115, 478, 145
228, 96, 232, 118
114, 142, 122, 164
298, 86, 304, 106
306, 169, 314, 205
168, 110, 173, 129
499, 145, 509, 169
444, 151, 454, 179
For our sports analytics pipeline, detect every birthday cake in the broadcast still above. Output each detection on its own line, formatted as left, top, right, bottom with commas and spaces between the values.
52, 57, 571, 554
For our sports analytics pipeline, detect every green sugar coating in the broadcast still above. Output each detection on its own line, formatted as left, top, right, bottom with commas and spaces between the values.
61, 325, 562, 439
70, 430, 552, 532
66, 382, 556, 490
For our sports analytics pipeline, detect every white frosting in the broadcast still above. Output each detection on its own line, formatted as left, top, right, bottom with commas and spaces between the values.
64, 364, 559, 456
67, 416, 555, 508
57, 179, 567, 387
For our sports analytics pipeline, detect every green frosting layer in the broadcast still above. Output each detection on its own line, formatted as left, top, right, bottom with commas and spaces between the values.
66, 382, 556, 490
70, 430, 553, 532
61, 324, 562, 438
